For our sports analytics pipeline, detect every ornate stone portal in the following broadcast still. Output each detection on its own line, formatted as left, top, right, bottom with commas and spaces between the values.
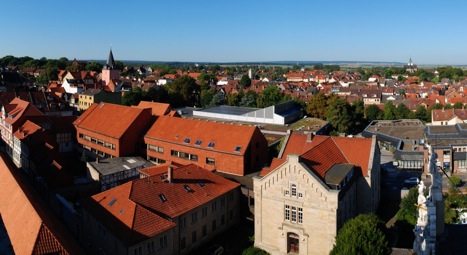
413, 144, 444, 254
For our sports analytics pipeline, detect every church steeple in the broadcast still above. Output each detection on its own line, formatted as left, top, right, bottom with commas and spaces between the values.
104, 47, 116, 70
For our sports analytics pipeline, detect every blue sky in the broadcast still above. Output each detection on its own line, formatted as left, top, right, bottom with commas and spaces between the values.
1, 0, 467, 65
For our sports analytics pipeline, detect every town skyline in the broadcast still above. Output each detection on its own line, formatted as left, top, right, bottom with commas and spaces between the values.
2, 0, 467, 65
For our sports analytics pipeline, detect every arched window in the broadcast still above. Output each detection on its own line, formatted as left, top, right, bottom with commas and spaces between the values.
291, 184, 297, 197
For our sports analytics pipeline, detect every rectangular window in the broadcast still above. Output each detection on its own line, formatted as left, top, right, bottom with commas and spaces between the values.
206, 157, 215, 165
180, 236, 186, 250
212, 201, 217, 212
212, 220, 217, 231
298, 207, 303, 224
221, 197, 225, 206
148, 144, 164, 153
285, 205, 290, 221
202, 207, 207, 218
230, 209, 234, 220
159, 235, 167, 248
221, 215, 225, 225
192, 212, 197, 223
180, 217, 186, 229
192, 231, 197, 243
291, 206, 297, 223
202, 225, 207, 237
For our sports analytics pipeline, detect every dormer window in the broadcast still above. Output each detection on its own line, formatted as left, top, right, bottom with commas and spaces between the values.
234, 146, 242, 152
195, 140, 202, 146
208, 142, 215, 148
183, 138, 190, 143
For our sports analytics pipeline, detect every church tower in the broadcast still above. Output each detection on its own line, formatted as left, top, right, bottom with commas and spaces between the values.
102, 48, 120, 87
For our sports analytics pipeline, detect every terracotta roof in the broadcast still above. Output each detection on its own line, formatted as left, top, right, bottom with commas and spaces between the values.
300, 137, 348, 178
145, 116, 258, 154
0, 154, 85, 254
129, 164, 240, 218
135, 101, 172, 116
4, 98, 45, 126
82, 181, 176, 246
13, 120, 42, 139
82, 164, 239, 245
73, 102, 151, 139
271, 132, 373, 178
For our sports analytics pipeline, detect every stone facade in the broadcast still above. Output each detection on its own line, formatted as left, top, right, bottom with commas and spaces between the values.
254, 155, 358, 255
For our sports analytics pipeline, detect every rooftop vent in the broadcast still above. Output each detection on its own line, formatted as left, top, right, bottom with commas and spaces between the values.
108, 198, 117, 206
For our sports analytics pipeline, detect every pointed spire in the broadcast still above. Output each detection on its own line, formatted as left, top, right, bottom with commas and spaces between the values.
106, 47, 116, 70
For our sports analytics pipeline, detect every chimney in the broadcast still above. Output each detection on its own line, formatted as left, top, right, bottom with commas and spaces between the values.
167, 165, 173, 183
306, 132, 314, 142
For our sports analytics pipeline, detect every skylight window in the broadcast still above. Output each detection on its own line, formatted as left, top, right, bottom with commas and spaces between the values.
108, 198, 117, 206
234, 146, 242, 152
184, 185, 192, 192
159, 194, 167, 202
208, 142, 215, 148
195, 140, 202, 146
198, 181, 205, 187
183, 138, 190, 143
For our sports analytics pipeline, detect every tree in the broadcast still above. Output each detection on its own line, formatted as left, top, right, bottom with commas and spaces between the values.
395, 103, 411, 119
365, 104, 383, 122
426, 103, 443, 122
383, 101, 396, 120
351, 100, 366, 133
326, 98, 353, 134
240, 90, 257, 107
240, 74, 252, 88
397, 186, 418, 226
143, 86, 169, 103
165, 75, 198, 107
413, 105, 428, 122
305, 92, 328, 119
256, 85, 282, 108
330, 214, 391, 255
200, 88, 217, 108
122, 87, 144, 106
85, 61, 103, 72
453, 102, 464, 109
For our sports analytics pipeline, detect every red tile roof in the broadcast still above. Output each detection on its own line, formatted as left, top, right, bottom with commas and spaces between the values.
130, 164, 240, 218
135, 101, 172, 116
0, 154, 85, 254
82, 164, 239, 246
73, 102, 151, 139
264, 132, 374, 178
4, 97, 45, 126
145, 116, 258, 154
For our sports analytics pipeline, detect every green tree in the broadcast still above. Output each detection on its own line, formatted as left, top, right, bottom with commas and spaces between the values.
351, 100, 366, 133
330, 214, 391, 255
240, 90, 257, 107
395, 103, 411, 119
226, 92, 240, 106
85, 61, 103, 72
413, 105, 428, 122
365, 104, 383, 122
453, 102, 464, 109
122, 87, 144, 106
143, 86, 169, 103
256, 86, 282, 108
200, 88, 217, 108
383, 101, 396, 120
326, 98, 353, 134
306, 92, 328, 119
240, 74, 252, 88
165, 75, 198, 107
397, 186, 418, 226
426, 103, 443, 122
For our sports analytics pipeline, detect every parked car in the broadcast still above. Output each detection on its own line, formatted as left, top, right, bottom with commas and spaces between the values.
404, 177, 419, 185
